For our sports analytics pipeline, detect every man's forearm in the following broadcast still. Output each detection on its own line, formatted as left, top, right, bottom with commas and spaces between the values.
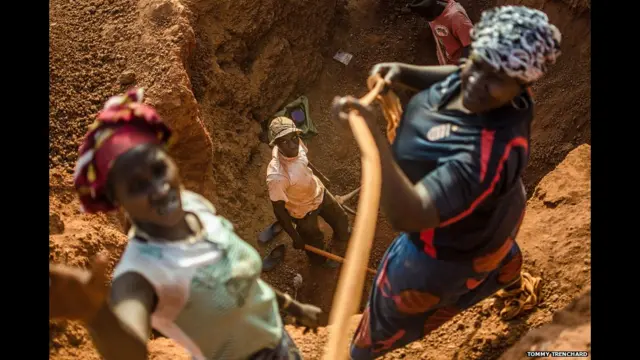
273, 207, 301, 243
87, 304, 148, 360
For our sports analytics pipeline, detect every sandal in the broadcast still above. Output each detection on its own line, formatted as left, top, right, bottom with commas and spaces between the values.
258, 221, 283, 244
495, 272, 542, 320
262, 244, 286, 272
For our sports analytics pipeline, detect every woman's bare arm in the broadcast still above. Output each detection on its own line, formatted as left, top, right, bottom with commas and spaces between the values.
331, 97, 441, 232
372, 62, 459, 92
395, 64, 459, 91
87, 272, 156, 360
369, 127, 440, 232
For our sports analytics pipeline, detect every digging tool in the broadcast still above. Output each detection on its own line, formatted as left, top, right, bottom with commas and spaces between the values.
323, 75, 387, 360
335, 187, 360, 215
335, 187, 360, 204
309, 159, 359, 215
304, 244, 376, 275
261, 241, 376, 274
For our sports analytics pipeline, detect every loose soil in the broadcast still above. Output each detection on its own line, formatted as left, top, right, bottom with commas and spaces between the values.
49, 0, 590, 358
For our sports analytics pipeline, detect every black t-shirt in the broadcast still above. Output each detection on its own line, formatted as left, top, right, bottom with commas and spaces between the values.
392, 70, 533, 261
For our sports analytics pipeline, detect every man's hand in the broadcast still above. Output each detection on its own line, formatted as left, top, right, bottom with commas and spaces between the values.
50, 253, 111, 323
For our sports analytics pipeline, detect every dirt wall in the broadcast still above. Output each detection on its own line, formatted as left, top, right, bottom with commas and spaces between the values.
499, 289, 591, 360
49, 0, 590, 358
49, 0, 338, 358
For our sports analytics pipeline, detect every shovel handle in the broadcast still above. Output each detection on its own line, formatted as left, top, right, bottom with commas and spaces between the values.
304, 244, 376, 275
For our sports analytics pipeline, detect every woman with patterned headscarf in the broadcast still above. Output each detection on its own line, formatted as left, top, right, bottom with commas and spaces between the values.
49, 88, 321, 360
332, 6, 561, 359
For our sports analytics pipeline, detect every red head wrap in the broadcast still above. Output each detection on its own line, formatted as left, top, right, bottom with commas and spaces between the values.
73, 88, 173, 213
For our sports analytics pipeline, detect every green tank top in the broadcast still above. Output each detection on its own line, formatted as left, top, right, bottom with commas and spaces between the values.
113, 190, 283, 360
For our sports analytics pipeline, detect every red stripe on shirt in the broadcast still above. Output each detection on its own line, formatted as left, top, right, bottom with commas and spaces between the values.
439, 137, 529, 228
419, 228, 437, 258
480, 130, 495, 182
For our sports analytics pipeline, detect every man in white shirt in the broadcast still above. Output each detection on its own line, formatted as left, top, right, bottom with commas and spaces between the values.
266, 117, 350, 265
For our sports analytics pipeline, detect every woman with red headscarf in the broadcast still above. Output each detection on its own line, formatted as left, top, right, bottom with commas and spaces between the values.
49, 88, 320, 360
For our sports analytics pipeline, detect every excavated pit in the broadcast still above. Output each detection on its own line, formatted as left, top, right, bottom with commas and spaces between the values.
49, 0, 590, 358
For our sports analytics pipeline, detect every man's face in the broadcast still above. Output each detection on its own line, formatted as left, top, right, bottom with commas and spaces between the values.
275, 132, 300, 158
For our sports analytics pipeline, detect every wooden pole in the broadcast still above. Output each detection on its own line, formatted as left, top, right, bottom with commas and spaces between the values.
322, 76, 385, 360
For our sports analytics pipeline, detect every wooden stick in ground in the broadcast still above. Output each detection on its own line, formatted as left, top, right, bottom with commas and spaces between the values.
336, 187, 360, 216
341, 205, 357, 216
303, 244, 376, 275
335, 187, 361, 205
323, 75, 384, 360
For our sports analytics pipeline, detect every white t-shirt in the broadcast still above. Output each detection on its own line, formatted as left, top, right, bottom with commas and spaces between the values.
113, 190, 282, 360
266, 141, 325, 219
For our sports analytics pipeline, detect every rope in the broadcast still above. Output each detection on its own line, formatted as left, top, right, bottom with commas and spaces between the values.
323, 76, 385, 360
366, 77, 404, 144
494, 272, 542, 320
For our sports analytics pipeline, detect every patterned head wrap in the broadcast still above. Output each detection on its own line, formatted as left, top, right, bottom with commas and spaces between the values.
73, 88, 174, 213
470, 6, 562, 84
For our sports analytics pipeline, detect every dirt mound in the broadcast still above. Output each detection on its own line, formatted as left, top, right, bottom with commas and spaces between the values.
287, 144, 591, 359
50, 0, 214, 199
148, 338, 191, 359
50, 0, 590, 358
49, 0, 337, 357
499, 289, 591, 360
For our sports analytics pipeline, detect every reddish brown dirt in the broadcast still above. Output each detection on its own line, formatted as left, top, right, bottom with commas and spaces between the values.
260, 0, 441, 323
499, 289, 591, 360
49, 0, 590, 358
287, 144, 592, 359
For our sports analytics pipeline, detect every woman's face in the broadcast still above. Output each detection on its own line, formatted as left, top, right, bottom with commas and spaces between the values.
275, 132, 300, 158
109, 145, 184, 228
460, 56, 523, 114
